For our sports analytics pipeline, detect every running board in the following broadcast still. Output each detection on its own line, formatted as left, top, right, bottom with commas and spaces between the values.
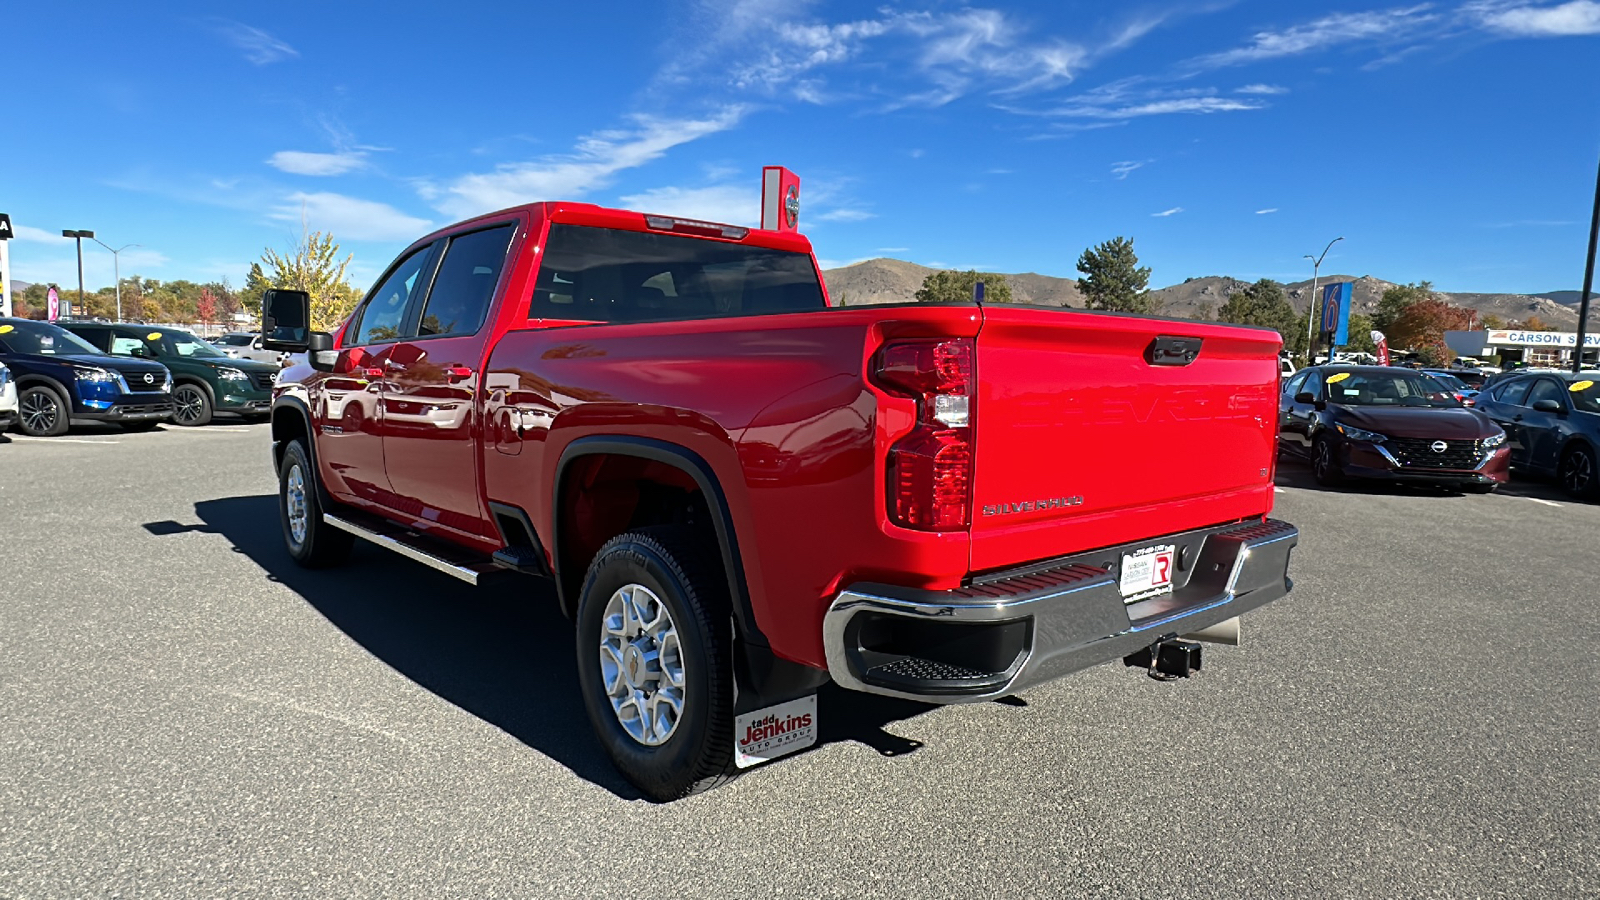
322, 513, 500, 586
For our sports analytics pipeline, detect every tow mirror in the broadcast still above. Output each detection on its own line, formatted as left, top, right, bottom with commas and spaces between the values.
1532, 399, 1564, 414
261, 289, 312, 352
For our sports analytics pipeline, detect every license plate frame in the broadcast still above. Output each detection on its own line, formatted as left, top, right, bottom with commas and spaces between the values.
1119, 544, 1176, 602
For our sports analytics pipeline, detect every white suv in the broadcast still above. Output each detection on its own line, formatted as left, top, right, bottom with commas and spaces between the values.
0, 362, 17, 434
213, 332, 291, 365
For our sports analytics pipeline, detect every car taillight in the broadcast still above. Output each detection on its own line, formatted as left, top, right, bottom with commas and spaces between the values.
873, 338, 974, 530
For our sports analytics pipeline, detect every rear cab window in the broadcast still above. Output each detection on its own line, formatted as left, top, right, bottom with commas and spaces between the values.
530, 225, 825, 323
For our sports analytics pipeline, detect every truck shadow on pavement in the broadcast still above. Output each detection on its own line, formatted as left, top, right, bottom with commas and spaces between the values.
150, 494, 941, 801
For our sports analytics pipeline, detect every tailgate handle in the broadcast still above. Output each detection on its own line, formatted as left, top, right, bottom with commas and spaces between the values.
1146, 336, 1202, 367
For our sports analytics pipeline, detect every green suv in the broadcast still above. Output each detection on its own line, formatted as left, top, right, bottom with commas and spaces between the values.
62, 324, 279, 426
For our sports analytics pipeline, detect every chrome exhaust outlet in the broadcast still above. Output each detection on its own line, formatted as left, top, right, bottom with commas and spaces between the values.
1182, 616, 1240, 646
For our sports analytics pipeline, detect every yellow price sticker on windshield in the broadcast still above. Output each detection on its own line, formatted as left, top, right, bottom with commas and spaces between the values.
147, 332, 163, 341
0, 325, 12, 334
1326, 372, 1351, 383
1572, 380, 1594, 392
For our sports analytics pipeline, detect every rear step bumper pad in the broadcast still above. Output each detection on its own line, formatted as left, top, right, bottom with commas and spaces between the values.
822, 518, 1298, 703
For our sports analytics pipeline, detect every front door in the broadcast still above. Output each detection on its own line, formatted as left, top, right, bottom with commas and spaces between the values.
317, 242, 440, 505
1521, 378, 1571, 473
380, 221, 520, 541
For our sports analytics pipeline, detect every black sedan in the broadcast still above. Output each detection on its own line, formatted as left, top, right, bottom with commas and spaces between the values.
1280, 365, 1510, 491
1475, 371, 1600, 500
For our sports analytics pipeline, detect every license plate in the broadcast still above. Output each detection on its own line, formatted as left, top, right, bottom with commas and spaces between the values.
1119, 545, 1176, 601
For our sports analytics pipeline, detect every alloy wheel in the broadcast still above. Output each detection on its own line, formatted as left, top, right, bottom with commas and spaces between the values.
1563, 450, 1593, 496
174, 387, 205, 424
599, 583, 686, 747
20, 391, 60, 434
285, 463, 309, 547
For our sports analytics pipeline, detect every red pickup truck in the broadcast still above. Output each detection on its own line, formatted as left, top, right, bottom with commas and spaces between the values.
261, 201, 1298, 800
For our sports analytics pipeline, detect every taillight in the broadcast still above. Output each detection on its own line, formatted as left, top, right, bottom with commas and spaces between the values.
874, 338, 974, 530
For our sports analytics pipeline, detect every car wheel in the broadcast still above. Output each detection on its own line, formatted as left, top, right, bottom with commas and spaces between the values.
121, 421, 162, 433
16, 384, 70, 437
172, 383, 213, 427
1560, 444, 1598, 501
278, 439, 353, 568
1312, 435, 1344, 486
575, 527, 738, 802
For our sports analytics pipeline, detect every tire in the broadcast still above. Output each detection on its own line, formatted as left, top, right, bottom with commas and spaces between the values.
16, 384, 70, 437
1312, 435, 1344, 487
172, 383, 213, 426
575, 527, 738, 801
121, 421, 162, 433
1559, 444, 1599, 501
277, 439, 353, 568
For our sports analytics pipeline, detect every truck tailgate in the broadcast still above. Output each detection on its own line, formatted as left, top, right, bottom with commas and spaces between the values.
969, 306, 1281, 573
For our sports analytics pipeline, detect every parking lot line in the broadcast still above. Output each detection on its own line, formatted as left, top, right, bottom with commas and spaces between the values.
8, 436, 121, 445
1525, 497, 1561, 508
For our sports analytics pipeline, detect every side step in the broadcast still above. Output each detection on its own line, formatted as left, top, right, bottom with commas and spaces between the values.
322, 513, 502, 586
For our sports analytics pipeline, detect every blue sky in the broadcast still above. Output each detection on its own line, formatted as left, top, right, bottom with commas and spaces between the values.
5, 1, 1599, 295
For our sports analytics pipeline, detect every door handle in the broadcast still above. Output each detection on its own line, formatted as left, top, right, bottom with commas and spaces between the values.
446, 366, 474, 384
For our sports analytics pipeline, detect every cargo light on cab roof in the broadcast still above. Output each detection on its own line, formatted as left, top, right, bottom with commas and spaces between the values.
643, 215, 749, 240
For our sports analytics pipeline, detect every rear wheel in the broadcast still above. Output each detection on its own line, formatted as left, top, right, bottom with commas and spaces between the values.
278, 439, 353, 568
172, 383, 213, 426
1560, 444, 1598, 501
1312, 435, 1344, 487
16, 384, 70, 437
575, 527, 737, 801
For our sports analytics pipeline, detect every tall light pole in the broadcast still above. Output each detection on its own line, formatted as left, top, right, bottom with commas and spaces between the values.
1303, 236, 1344, 365
89, 237, 139, 322
1574, 152, 1599, 373
61, 229, 95, 317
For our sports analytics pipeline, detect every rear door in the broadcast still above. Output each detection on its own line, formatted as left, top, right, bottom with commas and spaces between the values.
1521, 378, 1571, 472
379, 220, 521, 540
968, 307, 1283, 572
1484, 377, 1532, 464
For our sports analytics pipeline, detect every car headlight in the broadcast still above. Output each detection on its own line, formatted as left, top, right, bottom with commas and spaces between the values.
0, 366, 10, 388
217, 367, 249, 381
1336, 423, 1387, 443
74, 367, 118, 383
1483, 430, 1507, 448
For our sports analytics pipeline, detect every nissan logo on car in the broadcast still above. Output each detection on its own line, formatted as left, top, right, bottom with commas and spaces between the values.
143, 373, 154, 384
1431, 440, 1448, 453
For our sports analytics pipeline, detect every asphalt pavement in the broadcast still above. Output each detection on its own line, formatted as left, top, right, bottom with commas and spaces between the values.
1, 422, 1596, 898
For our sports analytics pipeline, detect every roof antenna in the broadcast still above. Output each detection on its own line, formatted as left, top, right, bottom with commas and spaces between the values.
973, 280, 985, 307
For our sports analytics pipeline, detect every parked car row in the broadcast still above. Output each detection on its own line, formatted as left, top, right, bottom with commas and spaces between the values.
1280, 363, 1600, 501
0, 317, 277, 436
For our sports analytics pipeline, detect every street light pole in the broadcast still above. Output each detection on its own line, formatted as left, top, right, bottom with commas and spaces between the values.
1303, 236, 1345, 365
61, 229, 95, 317
1574, 152, 1600, 373
89, 238, 139, 322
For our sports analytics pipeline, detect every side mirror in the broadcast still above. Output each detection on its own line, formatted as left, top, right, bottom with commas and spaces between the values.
262, 289, 314, 352
129, 345, 152, 359
1294, 391, 1316, 405
1532, 398, 1564, 414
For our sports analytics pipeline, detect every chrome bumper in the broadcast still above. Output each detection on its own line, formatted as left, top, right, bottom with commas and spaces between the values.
822, 519, 1299, 703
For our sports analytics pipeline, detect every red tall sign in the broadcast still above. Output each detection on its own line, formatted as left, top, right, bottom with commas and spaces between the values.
761, 166, 801, 233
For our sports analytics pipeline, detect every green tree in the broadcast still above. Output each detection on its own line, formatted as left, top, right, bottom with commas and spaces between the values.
1344, 313, 1377, 354
1373, 281, 1433, 332
1218, 279, 1311, 359
258, 230, 360, 332
240, 263, 272, 316
1076, 236, 1153, 313
1190, 302, 1215, 321
915, 269, 1013, 304
1481, 313, 1506, 330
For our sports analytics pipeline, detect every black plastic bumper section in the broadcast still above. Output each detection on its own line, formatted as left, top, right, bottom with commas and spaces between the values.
822, 518, 1298, 702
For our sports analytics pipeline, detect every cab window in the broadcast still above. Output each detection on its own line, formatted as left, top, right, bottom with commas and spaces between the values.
1526, 379, 1567, 410
73, 327, 113, 352
1284, 371, 1309, 396
1496, 378, 1533, 407
415, 224, 515, 337
351, 244, 438, 345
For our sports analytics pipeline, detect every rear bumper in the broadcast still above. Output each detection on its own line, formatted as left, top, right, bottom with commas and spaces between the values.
822, 518, 1298, 703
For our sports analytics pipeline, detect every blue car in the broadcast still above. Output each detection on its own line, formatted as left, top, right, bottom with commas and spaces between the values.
1476, 371, 1600, 500
0, 317, 175, 436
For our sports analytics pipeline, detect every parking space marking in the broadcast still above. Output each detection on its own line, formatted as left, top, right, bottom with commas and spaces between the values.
8, 436, 121, 445
1525, 497, 1561, 508
172, 427, 258, 434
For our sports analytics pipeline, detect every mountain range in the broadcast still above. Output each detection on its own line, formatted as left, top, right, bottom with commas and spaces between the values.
822, 259, 1587, 331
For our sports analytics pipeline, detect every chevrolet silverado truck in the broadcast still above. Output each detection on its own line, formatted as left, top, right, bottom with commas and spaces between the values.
261, 202, 1298, 801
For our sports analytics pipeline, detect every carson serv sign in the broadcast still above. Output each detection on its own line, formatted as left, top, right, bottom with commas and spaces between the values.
1486, 330, 1600, 348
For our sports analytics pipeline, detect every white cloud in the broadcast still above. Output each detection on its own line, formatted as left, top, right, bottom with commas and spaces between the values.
213, 21, 299, 65
1045, 96, 1264, 119
1474, 0, 1600, 35
616, 184, 757, 227
1256, 208, 1279, 214
814, 208, 876, 222
1193, 6, 1439, 69
12, 224, 68, 243
1110, 160, 1150, 179
1236, 83, 1289, 95
1152, 207, 1184, 217
267, 150, 368, 176
269, 192, 432, 242
429, 108, 745, 219
877, 247, 910, 253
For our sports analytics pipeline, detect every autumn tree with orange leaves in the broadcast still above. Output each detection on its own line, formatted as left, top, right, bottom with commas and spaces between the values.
1388, 298, 1475, 367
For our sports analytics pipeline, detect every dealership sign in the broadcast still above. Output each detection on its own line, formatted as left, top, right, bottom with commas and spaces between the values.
1486, 330, 1600, 348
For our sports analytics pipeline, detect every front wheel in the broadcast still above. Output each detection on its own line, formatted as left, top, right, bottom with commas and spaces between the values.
172, 383, 213, 426
1312, 436, 1344, 487
575, 527, 737, 801
16, 384, 70, 437
1560, 444, 1598, 501
278, 440, 353, 568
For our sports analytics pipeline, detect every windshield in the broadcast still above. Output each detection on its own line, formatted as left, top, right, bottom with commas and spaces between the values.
215, 333, 252, 346
112, 329, 228, 359
1569, 379, 1600, 414
1324, 370, 1461, 408
0, 320, 106, 356
1426, 372, 1469, 392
